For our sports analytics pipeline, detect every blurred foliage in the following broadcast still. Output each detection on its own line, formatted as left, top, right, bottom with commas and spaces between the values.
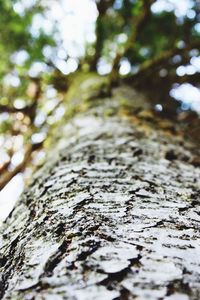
0, 0, 200, 189
0, 0, 55, 77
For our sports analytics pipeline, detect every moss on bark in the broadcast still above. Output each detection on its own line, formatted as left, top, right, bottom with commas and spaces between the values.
0, 75, 200, 300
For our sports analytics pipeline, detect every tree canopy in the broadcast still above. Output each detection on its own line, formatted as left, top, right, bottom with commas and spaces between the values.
0, 0, 200, 191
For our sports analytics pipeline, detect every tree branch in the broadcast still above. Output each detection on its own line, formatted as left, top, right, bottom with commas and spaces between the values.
0, 160, 11, 174
110, 0, 156, 81
124, 40, 200, 83
169, 72, 200, 86
0, 102, 35, 114
89, 0, 115, 71
0, 142, 42, 191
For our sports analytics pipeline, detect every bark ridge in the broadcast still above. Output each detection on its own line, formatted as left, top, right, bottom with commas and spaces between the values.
0, 85, 200, 300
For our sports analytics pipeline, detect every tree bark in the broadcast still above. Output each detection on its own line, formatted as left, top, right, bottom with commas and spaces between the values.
0, 74, 200, 300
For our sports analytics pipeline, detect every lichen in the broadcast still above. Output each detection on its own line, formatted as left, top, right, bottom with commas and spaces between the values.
0, 80, 200, 300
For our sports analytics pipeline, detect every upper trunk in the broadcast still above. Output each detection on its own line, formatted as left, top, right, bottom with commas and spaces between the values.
0, 73, 200, 300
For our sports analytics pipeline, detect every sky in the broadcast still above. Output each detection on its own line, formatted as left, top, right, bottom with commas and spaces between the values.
0, 0, 200, 223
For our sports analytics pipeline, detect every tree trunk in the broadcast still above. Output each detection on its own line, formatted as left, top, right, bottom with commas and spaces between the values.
0, 74, 200, 300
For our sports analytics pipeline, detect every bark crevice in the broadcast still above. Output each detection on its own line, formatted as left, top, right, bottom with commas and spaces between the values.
0, 82, 200, 299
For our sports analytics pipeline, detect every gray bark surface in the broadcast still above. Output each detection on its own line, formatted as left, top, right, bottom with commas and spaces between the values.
0, 77, 200, 300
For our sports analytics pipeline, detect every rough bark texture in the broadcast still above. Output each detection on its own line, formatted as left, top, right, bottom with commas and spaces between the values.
0, 76, 200, 300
